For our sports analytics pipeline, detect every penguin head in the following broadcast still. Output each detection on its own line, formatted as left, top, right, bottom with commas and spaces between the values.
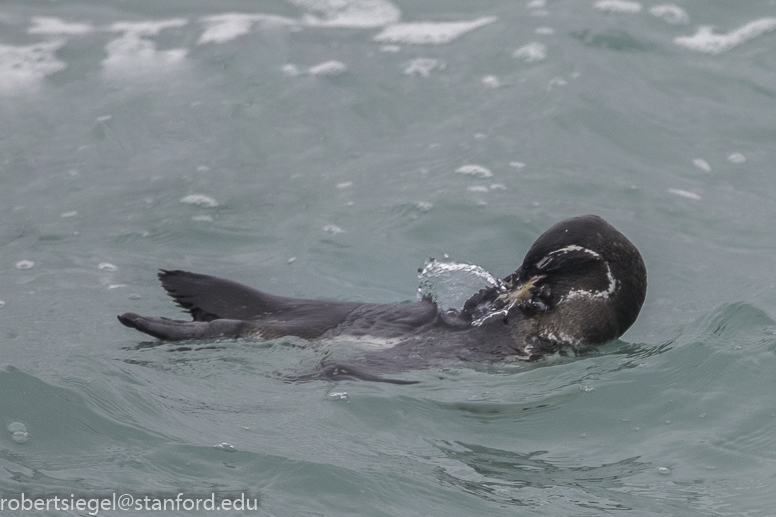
504, 215, 647, 347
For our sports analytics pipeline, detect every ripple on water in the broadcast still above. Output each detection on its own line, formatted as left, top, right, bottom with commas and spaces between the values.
15, 260, 35, 269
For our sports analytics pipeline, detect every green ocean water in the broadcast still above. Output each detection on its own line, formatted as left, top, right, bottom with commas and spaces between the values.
2, 1, 776, 515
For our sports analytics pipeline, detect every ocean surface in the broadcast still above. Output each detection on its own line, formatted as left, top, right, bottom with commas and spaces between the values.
2, 0, 776, 515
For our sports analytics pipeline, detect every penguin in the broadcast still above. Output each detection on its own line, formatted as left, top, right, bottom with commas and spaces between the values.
118, 215, 646, 379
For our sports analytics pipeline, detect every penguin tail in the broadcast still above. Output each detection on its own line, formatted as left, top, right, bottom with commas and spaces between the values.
118, 313, 250, 341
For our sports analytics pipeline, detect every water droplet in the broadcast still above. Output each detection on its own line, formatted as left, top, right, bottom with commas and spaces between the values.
481, 75, 500, 88
15, 260, 34, 270
282, 63, 300, 77
308, 60, 347, 76
513, 42, 547, 62
322, 224, 345, 234
455, 165, 492, 178
12, 431, 28, 444
657, 467, 671, 475
692, 158, 711, 172
215, 442, 236, 452
180, 194, 218, 208
98, 262, 118, 272
8, 422, 27, 433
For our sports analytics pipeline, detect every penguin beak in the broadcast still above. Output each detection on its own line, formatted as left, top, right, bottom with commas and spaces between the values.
508, 275, 545, 304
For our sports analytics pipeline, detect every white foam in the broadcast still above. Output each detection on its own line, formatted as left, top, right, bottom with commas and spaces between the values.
526, 0, 548, 17
535, 27, 555, 35
668, 188, 701, 200
374, 16, 496, 45
594, 0, 642, 14
649, 5, 689, 25
675, 18, 776, 54
110, 19, 188, 37
481, 75, 500, 88
455, 165, 493, 178
282, 64, 301, 77
509, 161, 526, 169
103, 20, 188, 80
180, 194, 218, 207
28, 17, 94, 35
308, 60, 347, 76
0, 40, 66, 94
467, 185, 489, 192
198, 13, 297, 44
547, 77, 567, 89
692, 158, 711, 172
727, 152, 746, 164
379, 44, 401, 53
98, 262, 118, 272
291, 0, 401, 28
322, 224, 346, 234
402, 58, 444, 77
513, 42, 547, 62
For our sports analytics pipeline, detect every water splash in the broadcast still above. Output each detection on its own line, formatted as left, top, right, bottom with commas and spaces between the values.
418, 259, 499, 311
